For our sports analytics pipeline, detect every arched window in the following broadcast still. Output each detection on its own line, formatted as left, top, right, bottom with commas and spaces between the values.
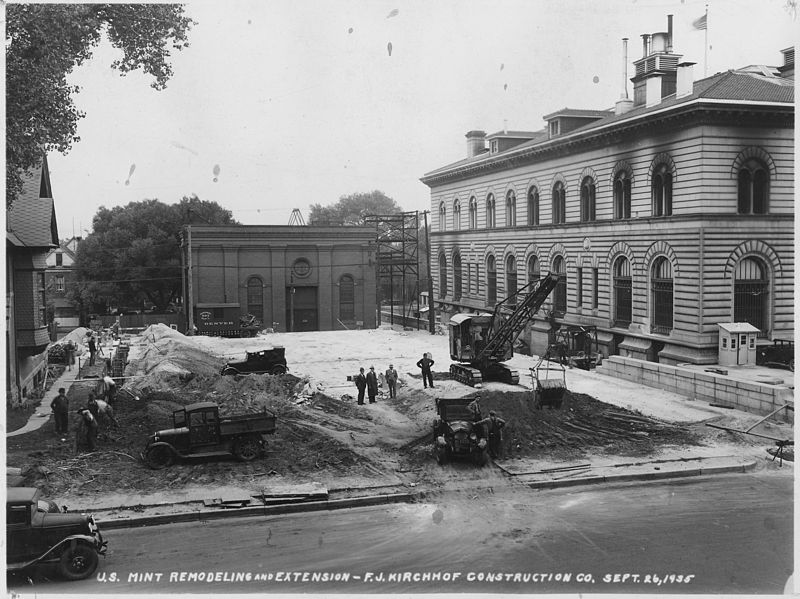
247, 277, 264, 321
506, 255, 517, 297
612, 257, 632, 327
651, 257, 673, 333
552, 256, 567, 313
487, 255, 497, 304
737, 159, 769, 214
339, 275, 355, 321
527, 186, 539, 225
438, 254, 448, 298
652, 163, 673, 216
614, 170, 632, 219
505, 190, 516, 227
734, 257, 769, 336
453, 253, 463, 301
552, 182, 566, 224
439, 202, 447, 231
527, 255, 540, 285
486, 194, 496, 228
469, 197, 477, 229
580, 176, 596, 222
453, 199, 461, 231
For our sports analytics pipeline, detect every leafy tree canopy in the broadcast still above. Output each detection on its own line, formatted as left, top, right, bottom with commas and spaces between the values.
308, 190, 404, 225
69, 196, 236, 312
6, 4, 194, 208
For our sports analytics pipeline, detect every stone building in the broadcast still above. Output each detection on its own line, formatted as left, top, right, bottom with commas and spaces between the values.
421, 19, 794, 365
185, 225, 377, 333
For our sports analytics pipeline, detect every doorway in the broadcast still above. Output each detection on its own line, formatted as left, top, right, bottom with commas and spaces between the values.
286, 287, 318, 331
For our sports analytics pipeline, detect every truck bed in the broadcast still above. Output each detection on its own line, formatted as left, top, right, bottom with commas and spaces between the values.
219, 411, 277, 435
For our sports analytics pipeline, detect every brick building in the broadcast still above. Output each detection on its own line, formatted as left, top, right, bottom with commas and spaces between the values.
185, 225, 377, 333
421, 19, 794, 365
6, 156, 59, 402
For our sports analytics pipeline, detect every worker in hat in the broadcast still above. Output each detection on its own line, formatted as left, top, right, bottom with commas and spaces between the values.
385, 364, 398, 399
476, 410, 507, 459
366, 366, 379, 403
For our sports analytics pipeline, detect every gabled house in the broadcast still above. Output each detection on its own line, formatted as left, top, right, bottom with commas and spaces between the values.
45, 236, 83, 335
7, 155, 59, 403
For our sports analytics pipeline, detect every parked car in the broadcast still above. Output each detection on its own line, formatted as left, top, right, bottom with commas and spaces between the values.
757, 339, 795, 371
7, 487, 107, 580
432, 397, 488, 466
221, 347, 288, 375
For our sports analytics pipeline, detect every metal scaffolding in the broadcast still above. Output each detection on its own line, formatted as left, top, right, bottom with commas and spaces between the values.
365, 211, 421, 328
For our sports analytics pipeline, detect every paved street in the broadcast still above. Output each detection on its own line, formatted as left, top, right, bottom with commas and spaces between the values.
9, 471, 792, 595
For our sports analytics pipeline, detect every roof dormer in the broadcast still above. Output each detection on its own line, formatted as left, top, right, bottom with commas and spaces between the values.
542, 109, 612, 139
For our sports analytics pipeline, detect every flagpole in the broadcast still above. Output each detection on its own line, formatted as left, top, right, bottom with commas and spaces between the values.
704, 4, 708, 77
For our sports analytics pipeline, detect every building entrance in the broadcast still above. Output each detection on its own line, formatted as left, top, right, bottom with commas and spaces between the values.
286, 286, 318, 331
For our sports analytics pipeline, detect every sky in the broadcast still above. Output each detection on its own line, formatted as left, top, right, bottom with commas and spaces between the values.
44, 0, 795, 238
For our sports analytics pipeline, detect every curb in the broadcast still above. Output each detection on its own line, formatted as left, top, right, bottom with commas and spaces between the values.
526, 459, 756, 490
95, 459, 757, 530
98, 492, 414, 530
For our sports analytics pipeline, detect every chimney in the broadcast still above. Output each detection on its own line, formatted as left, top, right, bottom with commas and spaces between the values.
615, 38, 634, 115
645, 76, 662, 107
465, 130, 486, 158
676, 62, 695, 97
667, 14, 673, 52
641, 34, 650, 58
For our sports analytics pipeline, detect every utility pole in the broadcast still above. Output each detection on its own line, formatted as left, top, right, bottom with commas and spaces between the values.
423, 210, 434, 334
186, 224, 194, 334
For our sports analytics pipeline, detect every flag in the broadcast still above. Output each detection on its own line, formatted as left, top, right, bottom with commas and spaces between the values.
692, 14, 707, 30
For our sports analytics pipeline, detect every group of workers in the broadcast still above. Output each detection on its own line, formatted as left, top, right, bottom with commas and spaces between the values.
50, 328, 121, 452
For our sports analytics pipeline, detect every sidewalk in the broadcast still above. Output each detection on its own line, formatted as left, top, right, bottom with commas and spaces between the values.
7, 342, 117, 438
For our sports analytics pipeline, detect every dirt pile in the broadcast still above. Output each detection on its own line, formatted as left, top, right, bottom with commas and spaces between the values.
475, 390, 700, 460
125, 324, 226, 393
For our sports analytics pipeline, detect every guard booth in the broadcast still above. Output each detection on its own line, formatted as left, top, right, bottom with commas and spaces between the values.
717, 322, 760, 367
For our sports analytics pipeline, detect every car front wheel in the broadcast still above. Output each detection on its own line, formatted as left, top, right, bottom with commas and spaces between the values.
269, 364, 287, 375
58, 541, 99, 580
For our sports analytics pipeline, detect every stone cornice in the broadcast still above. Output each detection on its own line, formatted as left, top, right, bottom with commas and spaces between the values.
421, 101, 794, 188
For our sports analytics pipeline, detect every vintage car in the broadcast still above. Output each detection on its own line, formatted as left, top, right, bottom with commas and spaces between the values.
433, 397, 489, 466
757, 339, 795, 371
221, 347, 288, 375
7, 487, 107, 580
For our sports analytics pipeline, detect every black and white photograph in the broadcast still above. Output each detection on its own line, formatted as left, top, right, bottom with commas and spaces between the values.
4, 0, 795, 596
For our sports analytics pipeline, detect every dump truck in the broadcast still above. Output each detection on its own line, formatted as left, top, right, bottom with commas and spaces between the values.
142, 401, 277, 469
449, 273, 561, 386
433, 397, 488, 466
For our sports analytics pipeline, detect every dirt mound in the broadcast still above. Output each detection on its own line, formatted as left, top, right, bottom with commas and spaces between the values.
126, 324, 226, 393
475, 390, 700, 459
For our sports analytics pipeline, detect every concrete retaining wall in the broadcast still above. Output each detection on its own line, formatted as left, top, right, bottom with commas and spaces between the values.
596, 355, 794, 420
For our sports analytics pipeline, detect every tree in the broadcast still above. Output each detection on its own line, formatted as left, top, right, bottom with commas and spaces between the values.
6, 4, 194, 208
308, 190, 403, 225
69, 197, 236, 313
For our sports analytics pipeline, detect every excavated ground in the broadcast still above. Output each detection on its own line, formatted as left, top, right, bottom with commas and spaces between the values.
8, 376, 702, 498
7, 324, 726, 498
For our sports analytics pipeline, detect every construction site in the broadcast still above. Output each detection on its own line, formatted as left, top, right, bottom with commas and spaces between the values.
7, 308, 793, 506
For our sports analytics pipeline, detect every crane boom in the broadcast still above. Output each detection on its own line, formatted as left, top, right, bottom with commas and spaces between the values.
479, 272, 561, 362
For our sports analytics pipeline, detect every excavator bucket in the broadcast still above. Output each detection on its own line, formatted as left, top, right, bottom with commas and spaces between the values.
530, 361, 567, 409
